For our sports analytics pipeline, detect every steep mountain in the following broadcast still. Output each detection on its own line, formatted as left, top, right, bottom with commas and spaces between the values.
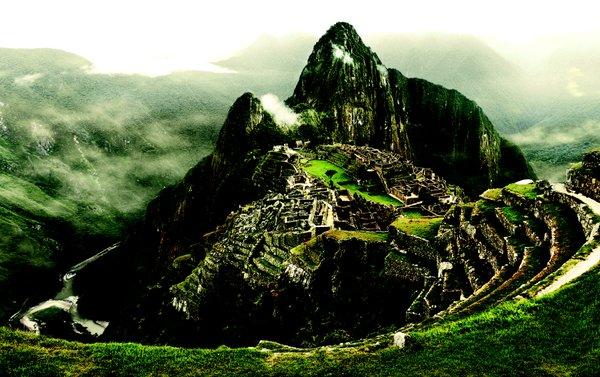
287, 23, 532, 192
215, 32, 529, 134
287, 23, 411, 156
216, 31, 600, 182
37, 22, 535, 347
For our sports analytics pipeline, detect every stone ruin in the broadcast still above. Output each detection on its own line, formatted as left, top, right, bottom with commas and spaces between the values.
141, 143, 600, 347
316, 144, 458, 215
169, 144, 450, 343
567, 150, 600, 202
168, 144, 600, 347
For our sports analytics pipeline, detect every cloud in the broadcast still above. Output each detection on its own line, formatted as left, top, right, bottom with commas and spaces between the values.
260, 94, 298, 126
332, 44, 354, 65
511, 119, 600, 146
566, 67, 585, 97
14, 73, 45, 86
28, 121, 54, 155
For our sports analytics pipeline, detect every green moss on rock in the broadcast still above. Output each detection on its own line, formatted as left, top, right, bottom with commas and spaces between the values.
391, 217, 443, 240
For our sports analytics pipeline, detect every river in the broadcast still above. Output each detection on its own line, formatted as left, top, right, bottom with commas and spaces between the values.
11, 243, 120, 337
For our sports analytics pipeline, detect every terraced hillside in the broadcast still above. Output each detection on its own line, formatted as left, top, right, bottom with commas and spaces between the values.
420, 181, 596, 321
2, 170, 600, 376
94, 144, 460, 346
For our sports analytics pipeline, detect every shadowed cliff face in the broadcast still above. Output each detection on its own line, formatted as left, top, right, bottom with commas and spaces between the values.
212, 93, 283, 176
390, 72, 502, 191
288, 22, 532, 193
288, 22, 410, 157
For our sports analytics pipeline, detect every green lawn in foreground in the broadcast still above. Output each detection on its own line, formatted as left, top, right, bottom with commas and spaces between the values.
302, 160, 401, 206
3, 264, 600, 376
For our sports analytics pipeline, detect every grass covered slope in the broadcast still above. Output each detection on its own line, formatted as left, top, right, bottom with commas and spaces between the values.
391, 216, 443, 240
2, 265, 600, 376
303, 159, 401, 206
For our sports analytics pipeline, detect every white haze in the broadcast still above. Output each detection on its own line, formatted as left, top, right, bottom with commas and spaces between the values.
0, 0, 599, 75
260, 94, 298, 126
511, 120, 600, 146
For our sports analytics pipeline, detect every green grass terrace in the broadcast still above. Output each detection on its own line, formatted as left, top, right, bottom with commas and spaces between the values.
302, 160, 402, 206
391, 216, 444, 240
504, 182, 541, 200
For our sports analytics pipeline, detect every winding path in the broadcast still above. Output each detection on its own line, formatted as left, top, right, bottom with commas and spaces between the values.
537, 184, 600, 296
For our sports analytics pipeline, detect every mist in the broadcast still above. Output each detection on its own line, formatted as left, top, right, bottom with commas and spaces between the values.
0, 1, 598, 75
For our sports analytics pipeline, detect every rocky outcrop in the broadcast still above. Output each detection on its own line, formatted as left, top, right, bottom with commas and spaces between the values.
567, 150, 600, 202
288, 22, 411, 158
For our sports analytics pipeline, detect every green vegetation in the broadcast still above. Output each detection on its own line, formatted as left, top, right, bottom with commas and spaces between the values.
4, 264, 600, 376
570, 161, 583, 171
391, 217, 443, 240
502, 206, 526, 224
0, 48, 250, 320
473, 199, 498, 217
402, 210, 424, 218
291, 230, 389, 257
480, 188, 502, 201
504, 183, 540, 200
302, 160, 401, 206
584, 206, 600, 224
290, 230, 388, 269
0, 174, 73, 220
325, 229, 389, 242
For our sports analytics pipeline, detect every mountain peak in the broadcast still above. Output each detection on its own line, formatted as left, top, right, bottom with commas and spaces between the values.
319, 22, 362, 47
212, 92, 283, 175
287, 22, 406, 155
308, 22, 376, 67
288, 22, 386, 111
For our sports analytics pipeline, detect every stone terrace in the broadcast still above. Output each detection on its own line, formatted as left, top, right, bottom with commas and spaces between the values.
317, 144, 458, 216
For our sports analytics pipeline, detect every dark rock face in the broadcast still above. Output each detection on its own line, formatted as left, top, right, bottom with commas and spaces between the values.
567, 150, 600, 202
498, 138, 537, 185
390, 72, 501, 192
288, 23, 410, 157
212, 93, 285, 176
288, 22, 533, 194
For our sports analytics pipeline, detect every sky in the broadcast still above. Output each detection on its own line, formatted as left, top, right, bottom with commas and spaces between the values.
1, 0, 599, 75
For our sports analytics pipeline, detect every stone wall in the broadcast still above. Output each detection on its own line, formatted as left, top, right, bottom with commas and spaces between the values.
567, 150, 600, 202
